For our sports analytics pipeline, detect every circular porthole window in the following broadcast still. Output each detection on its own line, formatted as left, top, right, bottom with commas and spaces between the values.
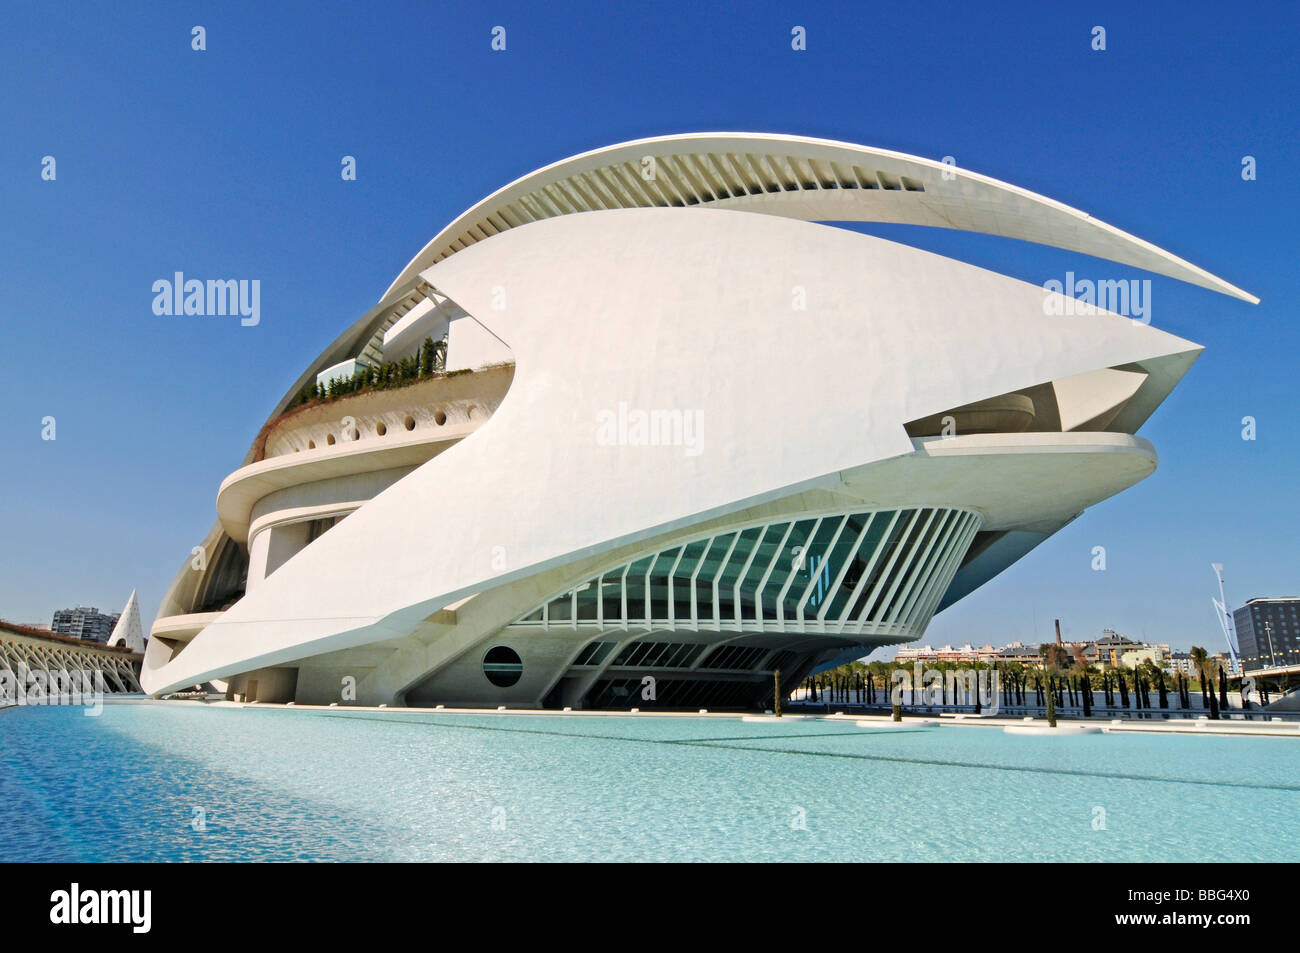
404, 415, 416, 431
434, 410, 447, 426
483, 646, 523, 688
376, 421, 387, 436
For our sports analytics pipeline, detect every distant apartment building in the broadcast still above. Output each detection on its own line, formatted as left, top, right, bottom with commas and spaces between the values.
50, 606, 120, 644
1119, 647, 1160, 668
992, 642, 1043, 664
1234, 597, 1300, 671
903, 630, 1175, 671
894, 643, 998, 664
1079, 629, 1139, 669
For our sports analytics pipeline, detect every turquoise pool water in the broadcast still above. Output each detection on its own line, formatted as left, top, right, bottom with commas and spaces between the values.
2, 701, 1297, 862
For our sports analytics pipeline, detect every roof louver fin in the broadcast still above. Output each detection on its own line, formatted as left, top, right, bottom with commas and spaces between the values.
786, 156, 819, 189
852, 165, 880, 189
829, 161, 859, 188
808, 159, 840, 189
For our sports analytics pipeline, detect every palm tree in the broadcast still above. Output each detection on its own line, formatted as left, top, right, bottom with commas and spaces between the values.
1206, 658, 1221, 720
1190, 646, 1210, 710
1038, 644, 1061, 727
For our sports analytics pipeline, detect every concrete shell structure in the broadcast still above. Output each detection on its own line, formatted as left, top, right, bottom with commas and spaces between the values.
142, 133, 1254, 709
106, 589, 145, 653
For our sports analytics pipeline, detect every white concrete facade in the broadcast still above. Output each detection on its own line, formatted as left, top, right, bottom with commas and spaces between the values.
142, 133, 1254, 709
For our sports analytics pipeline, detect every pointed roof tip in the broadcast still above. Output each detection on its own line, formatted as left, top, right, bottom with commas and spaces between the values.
108, 589, 146, 652
1212, 280, 1259, 305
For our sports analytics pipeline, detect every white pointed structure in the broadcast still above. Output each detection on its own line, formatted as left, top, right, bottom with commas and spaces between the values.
1210, 564, 1240, 668
107, 589, 146, 652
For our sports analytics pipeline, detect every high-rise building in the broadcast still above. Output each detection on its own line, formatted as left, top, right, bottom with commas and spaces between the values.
1234, 597, 1300, 670
50, 606, 120, 644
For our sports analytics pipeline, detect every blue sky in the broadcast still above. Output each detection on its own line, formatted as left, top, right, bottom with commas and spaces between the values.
1, 0, 1295, 653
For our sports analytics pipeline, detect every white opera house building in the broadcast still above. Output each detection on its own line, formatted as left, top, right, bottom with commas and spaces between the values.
142, 133, 1255, 709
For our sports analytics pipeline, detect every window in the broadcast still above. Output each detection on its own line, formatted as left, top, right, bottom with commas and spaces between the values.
506, 508, 979, 637
573, 641, 616, 666
483, 646, 523, 687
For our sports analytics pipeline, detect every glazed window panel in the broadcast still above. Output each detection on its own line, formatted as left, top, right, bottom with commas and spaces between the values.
867, 509, 936, 623
737, 524, 789, 621
648, 548, 680, 623
573, 640, 616, 666
718, 528, 762, 590
846, 509, 916, 621
575, 580, 599, 621
548, 589, 574, 622
624, 556, 653, 623
816, 517, 878, 621
804, 515, 868, 619
783, 516, 841, 618
600, 575, 623, 621
758, 519, 815, 621
508, 507, 980, 640
674, 539, 709, 620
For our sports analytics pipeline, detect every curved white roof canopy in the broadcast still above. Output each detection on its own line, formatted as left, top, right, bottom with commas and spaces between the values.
256, 131, 1254, 464
383, 132, 1257, 304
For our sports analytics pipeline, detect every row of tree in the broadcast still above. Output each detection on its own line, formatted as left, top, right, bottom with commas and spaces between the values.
798, 645, 1246, 719
290, 337, 448, 408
